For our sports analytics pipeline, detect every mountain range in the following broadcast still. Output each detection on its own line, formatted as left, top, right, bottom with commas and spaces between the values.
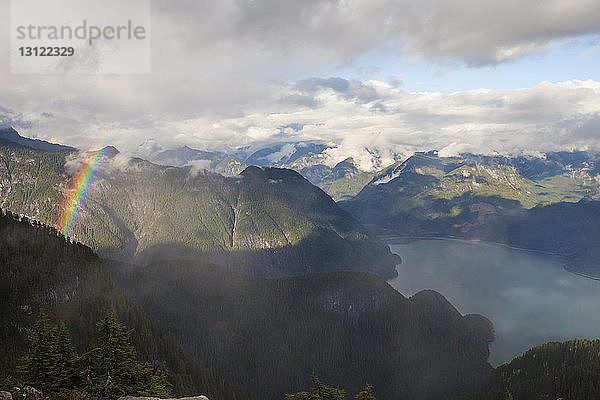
0, 127, 399, 278
139, 140, 380, 201
4, 126, 600, 277
2, 127, 600, 399
340, 151, 600, 275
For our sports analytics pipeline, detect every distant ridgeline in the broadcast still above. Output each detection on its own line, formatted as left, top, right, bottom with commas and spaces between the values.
341, 151, 600, 275
0, 128, 399, 278
0, 208, 256, 400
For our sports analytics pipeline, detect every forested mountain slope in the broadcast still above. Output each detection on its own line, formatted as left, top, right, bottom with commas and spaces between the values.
343, 151, 600, 234
110, 259, 495, 400
0, 209, 256, 400
341, 151, 600, 274
0, 132, 399, 278
461, 339, 600, 400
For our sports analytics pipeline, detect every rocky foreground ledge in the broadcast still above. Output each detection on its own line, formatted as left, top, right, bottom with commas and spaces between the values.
118, 397, 209, 400
0, 389, 209, 400
1, 387, 43, 400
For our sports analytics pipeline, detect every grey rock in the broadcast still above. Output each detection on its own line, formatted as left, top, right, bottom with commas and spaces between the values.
0, 391, 13, 400
9, 387, 42, 400
118, 396, 209, 400
9, 387, 24, 400
23, 387, 43, 400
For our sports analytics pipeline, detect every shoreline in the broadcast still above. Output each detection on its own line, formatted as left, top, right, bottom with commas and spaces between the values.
563, 265, 600, 281
381, 234, 561, 257
383, 235, 600, 282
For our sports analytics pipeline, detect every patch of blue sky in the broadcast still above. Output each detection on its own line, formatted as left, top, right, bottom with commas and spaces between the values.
316, 34, 600, 93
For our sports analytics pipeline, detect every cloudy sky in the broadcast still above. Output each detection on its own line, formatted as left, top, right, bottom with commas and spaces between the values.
1, 0, 600, 168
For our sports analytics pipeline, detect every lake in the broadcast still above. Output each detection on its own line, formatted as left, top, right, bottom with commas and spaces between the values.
388, 238, 600, 366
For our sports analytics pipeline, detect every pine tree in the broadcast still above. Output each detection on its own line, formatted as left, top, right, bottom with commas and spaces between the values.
138, 369, 171, 398
355, 385, 375, 400
87, 312, 170, 398
285, 375, 346, 400
88, 312, 137, 397
52, 322, 78, 392
17, 309, 58, 394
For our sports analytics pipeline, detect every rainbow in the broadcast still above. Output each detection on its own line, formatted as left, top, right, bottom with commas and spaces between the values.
56, 148, 106, 236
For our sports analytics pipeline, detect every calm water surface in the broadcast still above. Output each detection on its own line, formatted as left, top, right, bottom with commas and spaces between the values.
388, 239, 600, 366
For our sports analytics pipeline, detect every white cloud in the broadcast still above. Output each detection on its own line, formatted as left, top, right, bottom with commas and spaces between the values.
439, 142, 488, 158
64, 152, 89, 176
5, 78, 600, 172
106, 153, 139, 173
188, 159, 213, 177
0, 1, 599, 163
265, 143, 297, 163
148, 0, 600, 66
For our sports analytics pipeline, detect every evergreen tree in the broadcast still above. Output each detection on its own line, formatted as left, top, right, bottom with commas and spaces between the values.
52, 322, 78, 392
355, 385, 375, 400
138, 369, 171, 398
0, 376, 16, 391
17, 309, 57, 394
286, 376, 346, 400
87, 312, 170, 398
88, 312, 138, 397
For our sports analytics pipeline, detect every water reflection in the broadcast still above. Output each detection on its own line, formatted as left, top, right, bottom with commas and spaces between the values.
388, 239, 600, 366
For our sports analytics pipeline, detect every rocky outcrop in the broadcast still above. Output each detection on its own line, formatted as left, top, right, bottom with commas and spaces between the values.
0, 391, 13, 400
118, 396, 209, 400
8, 387, 42, 400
